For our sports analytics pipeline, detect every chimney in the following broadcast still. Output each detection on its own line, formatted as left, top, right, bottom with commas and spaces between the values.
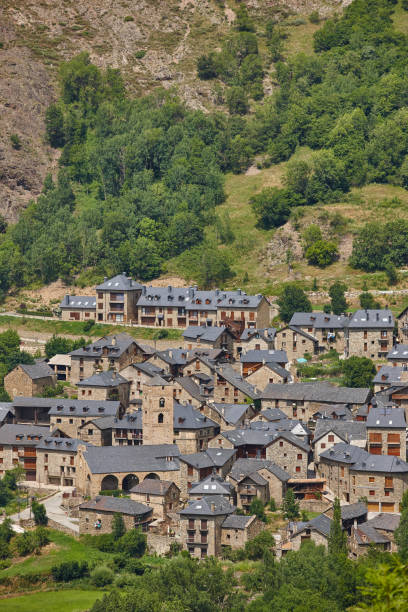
366, 310, 369, 320
168, 286, 172, 293
65, 294, 70, 305
111, 336, 116, 346
376, 312, 379, 321
104, 277, 108, 282
142, 286, 146, 295
389, 315, 392, 323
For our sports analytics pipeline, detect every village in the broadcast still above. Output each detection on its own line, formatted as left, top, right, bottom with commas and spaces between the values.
0, 273, 408, 560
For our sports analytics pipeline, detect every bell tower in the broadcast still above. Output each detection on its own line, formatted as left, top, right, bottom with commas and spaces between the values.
142, 379, 174, 445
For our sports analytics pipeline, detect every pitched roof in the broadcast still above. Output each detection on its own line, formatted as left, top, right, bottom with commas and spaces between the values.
221, 423, 310, 452
294, 514, 332, 538
240, 328, 276, 342
313, 404, 353, 420
262, 382, 370, 405
0, 403, 14, 422
179, 496, 235, 517
366, 513, 400, 532
36, 437, 92, 451
320, 443, 370, 464
229, 458, 291, 483
240, 350, 288, 364
210, 403, 250, 426
347, 309, 394, 329
352, 454, 408, 473
340, 502, 367, 521
96, 274, 143, 291
354, 522, 390, 545
313, 419, 367, 444
173, 402, 218, 431
48, 399, 120, 417
215, 365, 260, 399
222, 514, 255, 529
175, 377, 207, 403
257, 408, 287, 422
0, 424, 49, 446
76, 370, 129, 388
60, 295, 96, 310
70, 333, 136, 359
387, 345, 408, 360
366, 406, 406, 429
130, 479, 176, 495
264, 363, 292, 382
79, 495, 152, 517
88, 412, 142, 430
179, 448, 236, 469
183, 326, 229, 343
290, 312, 348, 329
189, 474, 234, 497
373, 366, 403, 385
83, 444, 180, 474
19, 362, 54, 380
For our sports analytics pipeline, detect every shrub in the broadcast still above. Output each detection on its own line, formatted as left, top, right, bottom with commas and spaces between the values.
15, 532, 35, 556
83, 319, 95, 332
91, 565, 114, 587
10, 134, 22, 150
32, 500, 48, 526
306, 240, 339, 268
125, 558, 145, 574
124, 15, 134, 22
52, 560, 88, 582
135, 50, 146, 59
309, 11, 320, 24
33, 526, 50, 548
269, 498, 277, 511
244, 530, 275, 560
118, 528, 147, 558
0, 559, 11, 569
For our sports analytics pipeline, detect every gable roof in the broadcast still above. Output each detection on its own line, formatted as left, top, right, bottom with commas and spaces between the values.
19, 362, 54, 380
179, 448, 236, 469
189, 474, 234, 497
0, 424, 49, 446
340, 502, 367, 521
70, 333, 136, 359
354, 522, 390, 545
0, 403, 14, 422
210, 403, 250, 426
96, 274, 143, 291
173, 402, 218, 431
240, 350, 288, 364
86, 412, 142, 430
294, 514, 333, 538
347, 309, 394, 329
130, 479, 177, 496
313, 419, 367, 444
290, 312, 348, 329
76, 370, 129, 388
257, 407, 287, 422
175, 377, 207, 403
229, 458, 291, 483
262, 382, 370, 405
366, 513, 400, 532
222, 514, 256, 529
366, 406, 406, 429
35, 437, 92, 451
352, 454, 408, 473
320, 443, 370, 464
215, 365, 260, 399
313, 404, 353, 420
373, 366, 403, 385
179, 496, 235, 517
240, 328, 276, 342
79, 495, 152, 517
183, 326, 230, 343
48, 399, 120, 417
60, 295, 96, 310
83, 444, 180, 474
387, 344, 408, 360
221, 423, 310, 452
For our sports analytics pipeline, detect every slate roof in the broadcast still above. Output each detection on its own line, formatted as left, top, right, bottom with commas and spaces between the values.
189, 474, 234, 497
19, 362, 54, 380
0, 424, 49, 445
60, 295, 96, 310
222, 514, 255, 529
96, 274, 143, 291
179, 448, 236, 469
79, 495, 152, 517
173, 402, 218, 431
387, 345, 408, 360
340, 502, 367, 521
221, 424, 310, 452
240, 350, 288, 364
374, 366, 403, 385
183, 326, 229, 342
83, 444, 180, 474
288, 326, 319, 343
179, 496, 235, 517
48, 399, 120, 417
76, 370, 129, 388
70, 333, 136, 359
366, 513, 400, 532
211, 403, 250, 425
240, 328, 276, 342
258, 407, 287, 422
128, 362, 166, 378
290, 312, 348, 329
313, 404, 353, 420
354, 523, 390, 545
175, 377, 207, 403
215, 365, 260, 399
366, 406, 406, 429
138, 286, 266, 311
130, 479, 176, 495
313, 419, 367, 444
0, 403, 14, 422
265, 363, 292, 382
36, 437, 92, 451
347, 309, 394, 329
229, 458, 291, 483
295, 514, 332, 538
352, 454, 408, 473
88, 412, 142, 431
262, 382, 370, 405
320, 443, 370, 464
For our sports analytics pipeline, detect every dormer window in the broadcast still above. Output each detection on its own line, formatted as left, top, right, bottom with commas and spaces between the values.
98, 407, 104, 413
69, 406, 75, 412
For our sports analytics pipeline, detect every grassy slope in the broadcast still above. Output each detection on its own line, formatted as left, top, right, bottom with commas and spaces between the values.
0, 590, 103, 612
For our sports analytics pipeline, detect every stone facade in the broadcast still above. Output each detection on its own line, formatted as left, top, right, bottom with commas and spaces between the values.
180, 512, 227, 558
142, 382, 174, 446
275, 328, 318, 362
289, 526, 329, 552
213, 372, 252, 404
245, 364, 288, 390
367, 427, 406, 460
130, 482, 180, 519
221, 516, 264, 549
4, 365, 56, 399
265, 438, 308, 479
235, 475, 268, 511
36, 448, 79, 487
79, 506, 151, 535
77, 379, 130, 408
70, 338, 142, 385
346, 328, 391, 359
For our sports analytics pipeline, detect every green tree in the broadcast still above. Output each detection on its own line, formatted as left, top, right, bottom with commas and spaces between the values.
197, 55, 218, 80
282, 488, 300, 520
111, 512, 126, 540
328, 498, 347, 556
329, 281, 347, 315
342, 356, 376, 388
244, 530, 275, 560
359, 292, 378, 309
235, 5, 255, 32
250, 188, 292, 230
350, 560, 408, 612
45, 104, 65, 148
278, 285, 312, 324
395, 490, 408, 561
226, 86, 249, 115
385, 262, 398, 286
249, 498, 267, 522
32, 500, 48, 525
306, 240, 339, 268
118, 528, 147, 558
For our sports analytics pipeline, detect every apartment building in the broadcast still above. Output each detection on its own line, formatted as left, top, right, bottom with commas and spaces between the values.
48, 399, 120, 438
345, 309, 394, 359
0, 424, 49, 480
95, 274, 143, 323
59, 295, 96, 321
289, 312, 348, 354
366, 407, 406, 460
36, 437, 89, 487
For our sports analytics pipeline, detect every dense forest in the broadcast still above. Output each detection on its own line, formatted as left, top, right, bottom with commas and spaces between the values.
1, 0, 408, 293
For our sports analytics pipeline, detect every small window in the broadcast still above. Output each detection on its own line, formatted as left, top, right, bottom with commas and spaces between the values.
297, 454, 302, 460
159, 398, 165, 408
369, 490, 375, 496
296, 466, 301, 472
328, 435, 334, 442
369, 477, 375, 483
279, 441, 283, 447
158, 413, 164, 424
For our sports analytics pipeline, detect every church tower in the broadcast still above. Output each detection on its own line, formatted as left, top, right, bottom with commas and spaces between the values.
142, 378, 174, 445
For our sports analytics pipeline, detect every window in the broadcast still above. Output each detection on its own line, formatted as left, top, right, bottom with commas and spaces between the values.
328, 435, 334, 442
364, 343, 367, 352
56, 418, 61, 424
321, 443, 326, 449
158, 413, 164, 424
369, 490, 375, 496
279, 441, 283, 447
369, 477, 375, 483
88, 429, 93, 435
187, 466, 194, 476
69, 419, 73, 424
159, 398, 165, 408
297, 454, 302, 460
295, 466, 301, 472
364, 331, 367, 339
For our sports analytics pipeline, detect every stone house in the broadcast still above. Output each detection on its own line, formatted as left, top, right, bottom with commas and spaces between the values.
228, 458, 290, 507
285, 514, 332, 553
172, 402, 219, 454
200, 402, 255, 431
345, 309, 394, 359
234, 328, 276, 360
49, 399, 120, 439
179, 496, 235, 558
0, 404, 14, 427
240, 350, 288, 376
189, 473, 234, 501
48, 354, 72, 382
213, 365, 260, 404
10, 397, 52, 425
387, 344, 408, 367
221, 514, 264, 550
245, 363, 292, 390
366, 406, 406, 459
95, 274, 143, 324
76, 370, 130, 408
173, 377, 209, 408
70, 333, 147, 384
275, 326, 319, 362
396, 306, 408, 342
130, 480, 181, 519
317, 443, 370, 503
120, 361, 166, 404
260, 382, 371, 422
313, 420, 367, 463
4, 362, 56, 399
0, 423, 49, 480
312, 404, 353, 420
289, 312, 348, 355
36, 436, 90, 487
79, 495, 152, 535
350, 513, 400, 557
76, 443, 182, 497
80, 413, 142, 447
209, 423, 310, 478
179, 448, 236, 496
182, 326, 235, 354
373, 365, 406, 392
59, 295, 96, 321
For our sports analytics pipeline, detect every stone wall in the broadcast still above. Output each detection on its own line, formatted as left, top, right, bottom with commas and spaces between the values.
266, 438, 308, 479
347, 329, 390, 359
290, 528, 328, 552
367, 427, 406, 460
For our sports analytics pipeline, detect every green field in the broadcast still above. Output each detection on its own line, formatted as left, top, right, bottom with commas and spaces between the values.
0, 590, 103, 612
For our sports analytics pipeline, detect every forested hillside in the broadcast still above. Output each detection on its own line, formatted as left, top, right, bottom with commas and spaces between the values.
2, 0, 408, 298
